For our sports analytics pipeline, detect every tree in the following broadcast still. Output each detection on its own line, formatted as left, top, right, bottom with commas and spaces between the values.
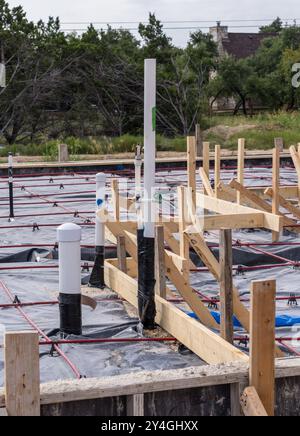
209, 56, 254, 115
260, 17, 283, 34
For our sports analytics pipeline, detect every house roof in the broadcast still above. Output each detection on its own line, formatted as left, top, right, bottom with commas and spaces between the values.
222, 33, 274, 59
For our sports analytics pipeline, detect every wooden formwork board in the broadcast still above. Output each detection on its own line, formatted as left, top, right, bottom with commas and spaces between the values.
104, 259, 248, 365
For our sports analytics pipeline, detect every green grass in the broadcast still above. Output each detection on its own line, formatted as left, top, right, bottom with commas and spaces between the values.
1, 111, 300, 158
202, 111, 300, 150
0, 134, 187, 159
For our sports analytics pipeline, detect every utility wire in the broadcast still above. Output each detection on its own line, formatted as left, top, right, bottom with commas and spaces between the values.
60, 24, 298, 32
60, 18, 300, 25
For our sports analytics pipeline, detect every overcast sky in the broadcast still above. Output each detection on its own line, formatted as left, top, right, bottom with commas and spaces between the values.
7, 0, 300, 46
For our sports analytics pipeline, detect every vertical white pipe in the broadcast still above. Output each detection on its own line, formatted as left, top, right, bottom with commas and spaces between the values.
57, 223, 82, 295
95, 173, 106, 246
143, 59, 156, 238
57, 222, 82, 335
135, 145, 143, 230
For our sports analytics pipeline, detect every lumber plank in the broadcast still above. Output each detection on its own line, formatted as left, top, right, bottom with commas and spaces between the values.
164, 250, 219, 330
250, 280, 276, 416
5, 331, 40, 416
199, 167, 214, 197
117, 235, 127, 273
196, 212, 265, 231
240, 387, 268, 417
104, 260, 248, 364
164, 224, 196, 269
187, 136, 197, 205
290, 145, 300, 204
155, 226, 166, 299
214, 145, 221, 198
203, 142, 210, 179
265, 187, 300, 220
217, 181, 237, 202
237, 138, 245, 204
272, 145, 280, 242
196, 191, 282, 232
184, 231, 284, 358
220, 229, 234, 344
111, 178, 120, 221
229, 179, 296, 229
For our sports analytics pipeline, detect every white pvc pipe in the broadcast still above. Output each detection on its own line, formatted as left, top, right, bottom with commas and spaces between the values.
143, 59, 156, 238
57, 223, 82, 295
95, 173, 106, 246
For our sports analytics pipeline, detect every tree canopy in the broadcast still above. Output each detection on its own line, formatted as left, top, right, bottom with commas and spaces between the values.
0, 0, 300, 144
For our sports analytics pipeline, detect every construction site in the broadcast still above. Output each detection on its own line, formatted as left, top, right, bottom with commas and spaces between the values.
1, 58, 300, 418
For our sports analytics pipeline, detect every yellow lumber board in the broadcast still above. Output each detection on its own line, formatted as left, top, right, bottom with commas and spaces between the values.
104, 260, 248, 364
196, 191, 282, 232
240, 387, 268, 417
250, 280, 276, 416
199, 167, 214, 197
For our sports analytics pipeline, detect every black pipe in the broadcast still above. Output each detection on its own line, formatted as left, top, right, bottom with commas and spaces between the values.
59, 293, 82, 336
8, 152, 14, 220
89, 245, 105, 288
137, 228, 156, 329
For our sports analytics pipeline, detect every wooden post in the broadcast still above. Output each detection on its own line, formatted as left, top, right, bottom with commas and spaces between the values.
214, 144, 221, 198
111, 178, 120, 221
272, 145, 280, 242
178, 186, 190, 284
237, 138, 245, 204
5, 331, 40, 416
195, 123, 203, 157
187, 136, 197, 205
58, 143, 69, 162
117, 235, 127, 273
274, 137, 284, 152
155, 225, 166, 299
202, 142, 210, 194
290, 145, 300, 205
250, 279, 276, 417
219, 229, 234, 344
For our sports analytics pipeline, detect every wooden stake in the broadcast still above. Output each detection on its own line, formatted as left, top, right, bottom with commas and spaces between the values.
5, 331, 40, 416
240, 387, 268, 417
214, 144, 221, 198
250, 279, 276, 416
117, 235, 127, 273
274, 137, 284, 152
111, 178, 120, 221
237, 138, 245, 204
219, 229, 234, 344
178, 186, 190, 284
290, 145, 300, 205
195, 124, 203, 157
202, 142, 210, 194
187, 136, 197, 205
155, 225, 166, 299
272, 145, 280, 242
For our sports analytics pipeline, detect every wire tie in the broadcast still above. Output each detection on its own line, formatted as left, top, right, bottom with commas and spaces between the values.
32, 222, 40, 232
13, 295, 21, 304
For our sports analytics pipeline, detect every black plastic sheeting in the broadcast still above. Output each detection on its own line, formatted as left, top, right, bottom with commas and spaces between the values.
0, 266, 205, 386
1, 168, 300, 385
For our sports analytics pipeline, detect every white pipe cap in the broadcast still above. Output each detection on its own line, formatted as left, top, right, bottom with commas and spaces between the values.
96, 173, 106, 183
57, 223, 82, 242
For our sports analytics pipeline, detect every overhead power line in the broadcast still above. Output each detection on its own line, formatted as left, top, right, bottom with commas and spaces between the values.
60, 18, 300, 25
60, 24, 298, 32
